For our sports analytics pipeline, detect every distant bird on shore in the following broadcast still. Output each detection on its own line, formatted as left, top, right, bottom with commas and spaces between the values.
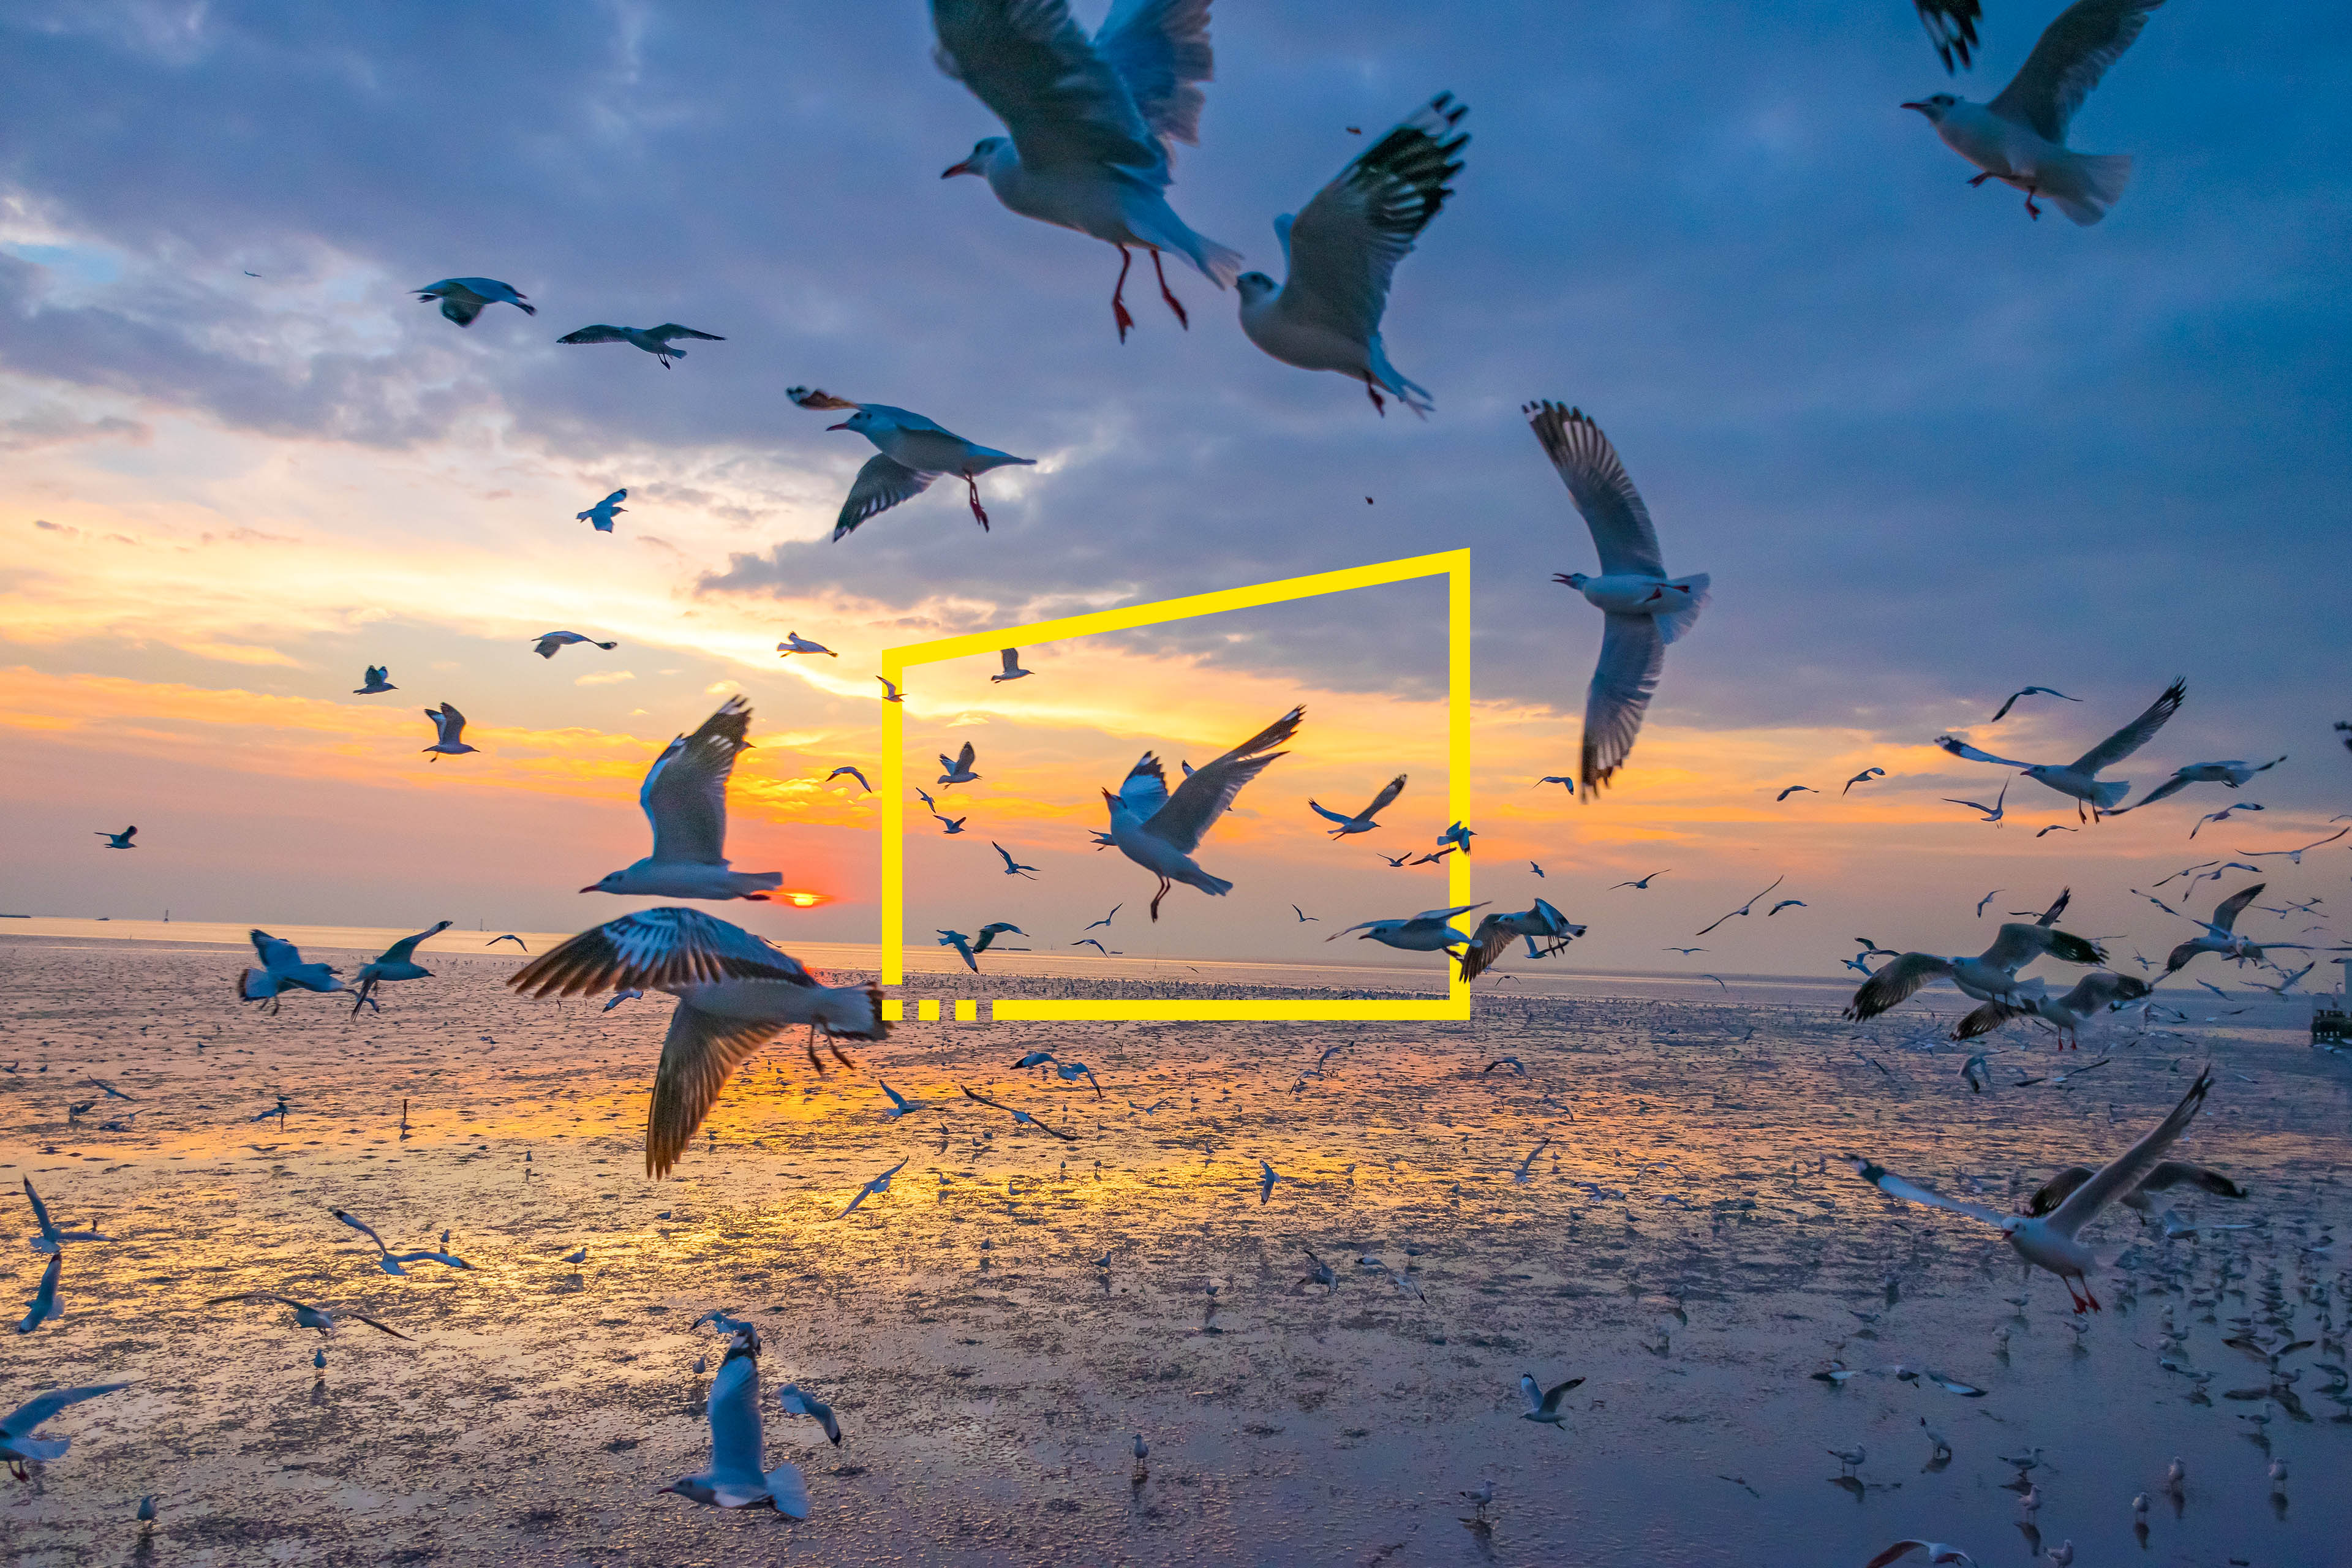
1520, 1371, 1585, 1425
557, 322, 723, 367
1936, 677, 2184, 817
1237, 94, 1469, 415
353, 666, 396, 694
414, 277, 533, 326
1103, 707, 1303, 920
350, 921, 453, 1014
660, 1327, 809, 1515
576, 489, 627, 532
531, 631, 616, 659
238, 930, 345, 1010
94, 826, 135, 850
789, 388, 1035, 538
991, 649, 1031, 682
1531, 402, 1710, 799
580, 697, 782, 902
1309, 774, 1406, 837
1902, 0, 2168, 225
777, 632, 836, 658
420, 703, 477, 761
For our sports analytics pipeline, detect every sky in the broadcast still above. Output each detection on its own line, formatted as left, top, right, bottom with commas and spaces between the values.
2, 1, 2348, 981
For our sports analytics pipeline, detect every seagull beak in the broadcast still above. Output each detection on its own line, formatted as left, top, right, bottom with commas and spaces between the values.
578, 884, 600, 893
1899, 100, 1929, 113
942, 159, 978, 179
826, 421, 852, 431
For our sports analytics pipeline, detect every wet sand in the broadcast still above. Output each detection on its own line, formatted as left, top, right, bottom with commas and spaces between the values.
4, 930, 2348, 1566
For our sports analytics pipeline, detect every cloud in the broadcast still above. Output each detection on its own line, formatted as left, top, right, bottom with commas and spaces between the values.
574, 669, 635, 686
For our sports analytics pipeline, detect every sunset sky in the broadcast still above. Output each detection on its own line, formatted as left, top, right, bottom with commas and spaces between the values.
3, 2, 2346, 978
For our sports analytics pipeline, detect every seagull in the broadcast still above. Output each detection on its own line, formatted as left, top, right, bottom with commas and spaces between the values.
579, 698, 783, 901
933, 812, 968, 835
349, 920, 454, 1014
1955, 970, 2149, 1048
1845, 767, 1887, 794
2157, 884, 2302, 976
826, 766, 872, 793
960, 1084, 1076, 1141
938, 930, 981, 972
991, 842, 1039, 878
1777, 785, 1818, 801
85, 1078, 134, 1101
1530, 402, 1711, 798
1666, 946, 1708, 956
1102, 706, 1303, 920
1437, 821, 1475, 856
1694, 876, 1785, 937
1536, 775, 1577, 791
531, 631, 616, 659
1376, 851, 1412, 867
420, 703, 477, 760
971, 921, 1027, 954
1946, 780, 2010, 823
2235, 827, 2349, 864
1236, 94, 1468, 415
1084, 905, 1121, 930
1518, 1371, 1585, 1425
776, 1384, 843, 1446
1845, 921, 2105, 1019
1936, 677, 2185, 817
1258, 1159, 1280, 1204
2110, 755, 2286, 813
933, 0, 1241, 340
938, 742, 981, 787
205, 1293, 413, 1340
838, 1159, 910, 1219
1308, 774, 1406, 837
1, 1384, 132, 1480
576, 489, 627, 532
1844, 1067, 2214, 1311
2188, 802, 2263, 839
236, 929, 345, 1010
508, 908, 889, 1177
1459, 900, 1586, 981
2025, 1155, 2247, 1219
1529, 861, 1545, 878
659, 1327, 809, 1515
15, 1252, 60, 1333
788, 388, 1035, 538
1864, 1543, 1977, 1568
777, 633, 837, 658
1329, 903, 1487, 955
1902, 0, 2168, 224
1613, 870, 1669, 890
1289, 904, 1319, 924
1408, 848, 1454, 867
1071, 938, 1110, 953
1768, 899, 1807, 916
1989, 685, 2080, 722
353, 665, 396, 695
486, 934, 527, 951
93, 826, 135, 849
556, 322, 723, 367
879, 1082, 933, 1118
414, 277, 532, 326
20, 1179, 112, 1254
990, 648, 1031, 682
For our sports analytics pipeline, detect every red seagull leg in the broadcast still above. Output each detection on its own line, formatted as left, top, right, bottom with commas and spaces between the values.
1149, 250, 1189, 330
965, 474, 990, 531
1111, 246, 1137, 341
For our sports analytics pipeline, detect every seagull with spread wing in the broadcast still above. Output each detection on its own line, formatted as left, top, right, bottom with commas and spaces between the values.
1845, 1068, 2215, 1311
777, 632, 836, 658
556, 322, 723, 367
2155, 883, 2308, 976
236, 929, 345, 1011
1844, 921, 2106, 1020
1102, 706, 1302, 920
2110, 755, 2286, 814
933, 0, 1241, 340
420, 702, 477, 761
1988, 684, 2079, 722
20, 1178, 111, 1256
349, 921, 453, 1015
1902, 0, 2168, 224
1458, 900, 1586, 981
1529, 402, 1711, 799
1308, 774, 1405, 837
788, 387, 1035, 539
576, 488, 627, 532
659, 1326, 810, 1515
1237, 94, 1468, 415
1953, 969, 2149, 1049
509, 908, 888, 1177
414, 277, 533, 327
1327, 903, 1487, 956
579, 698, 782, 901
937, 741, 981, 787
2, 1383, 132, 1479
531, 630, 616, 659
353, 665, 396, 694
94, 826, 135, 849
992, 842, 1039, 878
1936, 677, 2184, 818
1694, 876, 1785, 938
992, 648, 1032, 682
960, 1083, 1076, 1140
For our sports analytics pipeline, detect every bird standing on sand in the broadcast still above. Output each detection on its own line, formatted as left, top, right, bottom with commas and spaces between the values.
788, 388, 1035, 538
579, 698, 783, 902
556, 322, 724, 367
1102, 707, 1303, 920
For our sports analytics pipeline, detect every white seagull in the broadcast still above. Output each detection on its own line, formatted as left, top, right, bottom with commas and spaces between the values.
1902, 0, 2166, 224
579, 697, 783, 902
237, 929, 346, 1009
1518, 1371, 1585, 1425
991, 648, 1031, 682
1936, 677, 2185, 817
777, 632, 836, 658
556, 322, 724, 368
938, 741, 982, 787
509, 908, 888, 1178
2155, 883, 2308, 976
204, 1292, 413, 1340
1953, 969, 2149, 1048
353, 665, 396, 694
932, 0, 1242, 340
420, 702, 477, 761
1, 1383, 132, 1480
1845, 1067, 2215, 1311
21, 1178, 113, 1255
1844, 922, 2106, 1019
788, 387, 1035, 538
94, 826, 135, 849
1529, 402, 1711, 798
16, 1252, 61, 1334
1458, 900, 1586, 981
1237, 94, 1468, 416
660, 1327, 810, 1516
1102, 706, 1303, 920
349, 920, 454, 1014
414, 277, 533, 327
839, 1159, 910, 1219
577, 489, 627, 532
777, 1384, 843, 1446
1327, 903, 1488, 955
1989, 684, 2079, 722
1308, 774, 1406, 837
2110, 755, 2286, 813
531, 631, 616, 659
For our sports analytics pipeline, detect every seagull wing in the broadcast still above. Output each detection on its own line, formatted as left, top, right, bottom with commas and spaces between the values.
376, 919, 452, 966
2115, 772, 2193, 812
1092, 0, 1213, 156
704, 1344, 767, 1488
835, 454, 936, 539
1580, 614, 1665, 796
954, 741, 976, 774
557, 325, 630, 344
1526, 402, 1665, 578
1143, 706, 1305, 853
641, 697, 750, 866
931, 0, 1169, 183
1988, 0, 2165, 144
2045, 1068, 2212, 1238
345, 1311, 414, 1340
1844, 1157, 2010, 1227
0, 1382, 132, 1440
1935, 735, 2034, 767
647, 1001, 788, 1178
2070, 676, 2185, 776
508, 908, 812, 997
1117, 754, 1171, 819
1000, 647, 1021, 674
1844, 953, 1954, 1019
1915, 0, 1983, 72
2137, 1160, 2247, 1200
2209, 883, 2263, 934
2027, 1166, 2096, 1215
1953, 999, 2027, 1039
1457, 916, 1514, 983
1359, 773, 1407, 819
1306, 799, 1355, 825
332, 1209, 390, 1253
1270, 94, 1468, 345
648, 325, 725, 342
20, 1177, 57, 1242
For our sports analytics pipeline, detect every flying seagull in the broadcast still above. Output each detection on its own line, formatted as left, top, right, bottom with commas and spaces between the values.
20, 1178, 113, 1255
1, 1384, 133, 1480
2233, 827, 2348, 864
1613, 870, 1668, 890
1519, 1371, 1586, 1426
2026, 1157, 2246, 1219
349, 920, 454, 1015
420, 703, 476, 761
1776, 785, 1817, 801
1102, 706, 1303, 920
1844, 922, 2106, 1020
1989, 684, 2080, 722
2155, 884, 2306, 976
205, 1293, 412, 1340
236, 929, 345, 1010
1529, 402, 1711, 799
826, 766, 872, 793
1459, 900, 1586, 981
1902, 0, 2169, 225
788, 387, 1034, 538
1694, 876, 1785, 937
960, 1083, 1076, 1141
486, 934, 527, 951
94, 826, 135, 850
531, 631, 616, 659
1308, 774, 1406, 837
938, 742, 981, 787
1845, 1067, 2214, 1311
991, 648, 1031, 682
508, 908, 888, 1178
353, 665, 396, 694
556, 322, 723, 367
1236, 94, 1469, 415
413, 277, 533, 327
1292, 904, 1318, 922
1946, 779, 2009, 823
776, 1384, 843, 1446
1954, 969, 2149, 1048
659, 1327, 809, 1515
932, 0, 1241, 340
777, 632, 836, 658
991, 842, 1039, 878
2113, 756, 2286, 813
1844, 767, 1887, 795
579, 697, 783, 901
1936, 677, 2184, 817
838, 1158, 910, 1219
576, 489, 627, 532
1327, 903, 1487, 955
